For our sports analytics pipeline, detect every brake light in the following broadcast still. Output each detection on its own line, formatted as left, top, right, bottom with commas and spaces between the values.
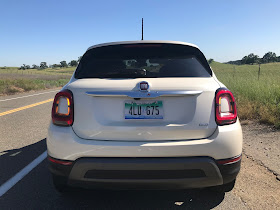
52, 90, 74, 126
215, 88, 237, 125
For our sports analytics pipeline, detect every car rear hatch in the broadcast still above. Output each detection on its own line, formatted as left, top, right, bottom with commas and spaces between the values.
69, 42, 220, 141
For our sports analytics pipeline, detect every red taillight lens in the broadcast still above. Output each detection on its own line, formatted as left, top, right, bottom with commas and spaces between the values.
215, 88, 237, 125
52, 90, 74, 126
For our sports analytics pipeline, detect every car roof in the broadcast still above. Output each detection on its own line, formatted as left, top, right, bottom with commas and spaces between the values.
87, 40, 199, 51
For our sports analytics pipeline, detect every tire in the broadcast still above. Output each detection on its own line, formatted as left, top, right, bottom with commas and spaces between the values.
52, 175, 71, 193
210, 179, 236, 192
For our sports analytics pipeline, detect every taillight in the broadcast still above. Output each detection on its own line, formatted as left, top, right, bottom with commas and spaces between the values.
215, 88, 237, 125
52, 90, 74, 126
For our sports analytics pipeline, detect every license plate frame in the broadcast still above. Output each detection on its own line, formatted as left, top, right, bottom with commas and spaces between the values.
124, 100, 163, 119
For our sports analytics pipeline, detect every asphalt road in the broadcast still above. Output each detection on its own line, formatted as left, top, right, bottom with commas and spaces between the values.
0, 89, 279, 209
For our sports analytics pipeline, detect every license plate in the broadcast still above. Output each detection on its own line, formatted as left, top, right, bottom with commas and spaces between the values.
125, 101, 163, 119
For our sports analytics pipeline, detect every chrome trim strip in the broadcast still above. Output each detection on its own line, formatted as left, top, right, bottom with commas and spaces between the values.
86, 90, 202, 98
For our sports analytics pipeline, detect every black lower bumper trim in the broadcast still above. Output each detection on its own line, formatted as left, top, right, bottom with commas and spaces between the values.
48, 156, 73, 177
48, 156, 241, 189
84, 169, 206, 179
217, 159, 241, 184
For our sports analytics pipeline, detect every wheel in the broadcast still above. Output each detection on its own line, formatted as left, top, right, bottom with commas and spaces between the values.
52, 175, 71, 193
210, 179, 236, 192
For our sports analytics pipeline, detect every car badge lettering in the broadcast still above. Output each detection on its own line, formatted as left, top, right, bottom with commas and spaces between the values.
139, 81, 149, 91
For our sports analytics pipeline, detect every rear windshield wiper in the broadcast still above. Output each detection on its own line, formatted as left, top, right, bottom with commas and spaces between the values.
101, 69, 148, 78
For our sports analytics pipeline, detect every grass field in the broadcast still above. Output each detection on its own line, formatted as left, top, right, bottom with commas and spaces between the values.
0, 67, 73, 95
211, 62, 280, 128
0, 67, 75, 76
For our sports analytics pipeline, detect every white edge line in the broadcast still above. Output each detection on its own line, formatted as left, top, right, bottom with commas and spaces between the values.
0, 90, 59, 102
0, 151, 47, 197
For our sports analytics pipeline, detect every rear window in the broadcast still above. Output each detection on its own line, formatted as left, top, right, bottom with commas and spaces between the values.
75, 43, 212, 79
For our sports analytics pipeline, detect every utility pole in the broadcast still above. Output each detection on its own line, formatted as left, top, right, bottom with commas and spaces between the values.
142, 18, 144, 40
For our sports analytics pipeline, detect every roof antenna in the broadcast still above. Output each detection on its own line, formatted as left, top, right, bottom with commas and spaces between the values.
141, 18, 144, 40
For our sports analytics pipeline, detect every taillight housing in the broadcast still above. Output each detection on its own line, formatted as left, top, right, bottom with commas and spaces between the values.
215, 88, 237, 125
52, 89, 74, 126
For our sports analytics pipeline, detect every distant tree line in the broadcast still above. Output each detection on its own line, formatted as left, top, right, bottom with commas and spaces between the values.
19, 56, 82, 70
208, 58, 214, 64
227, 52, 280, 65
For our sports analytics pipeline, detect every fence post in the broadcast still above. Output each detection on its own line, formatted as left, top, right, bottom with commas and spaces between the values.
258, 64, 261, 80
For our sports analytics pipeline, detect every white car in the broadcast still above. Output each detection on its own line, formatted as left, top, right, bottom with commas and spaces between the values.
47, 40, 243, 192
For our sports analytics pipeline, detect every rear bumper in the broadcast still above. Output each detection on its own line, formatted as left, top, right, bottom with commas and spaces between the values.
47, 119, 243, 161
48, 156, 241, 189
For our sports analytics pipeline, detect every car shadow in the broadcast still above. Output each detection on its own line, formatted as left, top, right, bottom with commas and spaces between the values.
0, 139, 46, 185
56, 188, 225, 209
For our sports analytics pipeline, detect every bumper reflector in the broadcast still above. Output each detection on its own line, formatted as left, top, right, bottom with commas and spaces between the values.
48, 156, 73, 166
217, 154, 242, 165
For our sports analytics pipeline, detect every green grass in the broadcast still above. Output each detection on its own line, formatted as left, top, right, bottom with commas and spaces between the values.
0, 67, 74, 95
0, 67, 75, 76
211, 62, 280, 128
0, 79, 69, 95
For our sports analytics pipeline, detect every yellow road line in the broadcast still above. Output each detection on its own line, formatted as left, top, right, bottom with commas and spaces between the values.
0, 99, 53, 117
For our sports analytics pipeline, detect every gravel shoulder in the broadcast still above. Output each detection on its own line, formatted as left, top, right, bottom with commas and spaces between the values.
241, 121, 280, 176
231, 121, 280, 210
233, 153, 280, 210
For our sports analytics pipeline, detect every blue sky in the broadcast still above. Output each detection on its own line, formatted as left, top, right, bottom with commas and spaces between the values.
1, 0, 280, 66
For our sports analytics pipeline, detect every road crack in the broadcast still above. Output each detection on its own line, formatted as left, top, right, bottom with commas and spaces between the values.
242, 149, 280, 178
